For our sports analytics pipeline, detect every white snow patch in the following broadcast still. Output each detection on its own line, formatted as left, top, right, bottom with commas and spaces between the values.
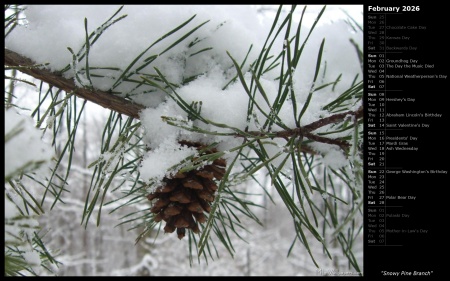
4, 109, 53, 179
139, 138, 198, 187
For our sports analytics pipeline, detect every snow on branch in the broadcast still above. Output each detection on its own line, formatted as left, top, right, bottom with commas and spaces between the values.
5, 49, 145, 119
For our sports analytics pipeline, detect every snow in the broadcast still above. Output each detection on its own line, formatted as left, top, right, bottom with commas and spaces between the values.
5, 5, 265, 95
4, 109, 53, 179
4, 192, 21, 220
322, 148, 347, 169
5, 5, 363, 275
139, 137, 199, 188
22, 250, 42, 267
5, 5, 362, 186
5, 194, 42, 272
4, 109, 54, 274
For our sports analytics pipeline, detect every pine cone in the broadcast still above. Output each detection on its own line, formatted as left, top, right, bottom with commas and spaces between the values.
147, 141, 226, 239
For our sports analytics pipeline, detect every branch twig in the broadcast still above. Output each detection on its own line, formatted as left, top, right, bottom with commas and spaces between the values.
235, 106, 363, 153
4, 49, 145, 119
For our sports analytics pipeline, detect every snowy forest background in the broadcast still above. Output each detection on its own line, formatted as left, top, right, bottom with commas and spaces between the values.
5, 5, 363, 276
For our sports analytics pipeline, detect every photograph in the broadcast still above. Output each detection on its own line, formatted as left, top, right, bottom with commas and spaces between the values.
4, 3, 442, 278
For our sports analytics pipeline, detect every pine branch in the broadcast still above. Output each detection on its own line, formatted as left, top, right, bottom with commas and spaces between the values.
4, 49, 145, 119
302, 105, 363, 132
232, 106, 363, 153
5, 48, 362, 153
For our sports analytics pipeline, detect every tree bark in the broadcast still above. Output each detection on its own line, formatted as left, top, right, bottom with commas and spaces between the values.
4, 49, 145, 119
